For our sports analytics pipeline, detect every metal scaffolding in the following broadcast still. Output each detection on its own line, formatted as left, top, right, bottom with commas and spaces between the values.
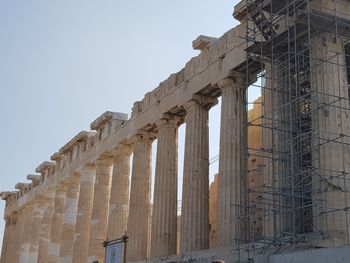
236, 0, 350, 261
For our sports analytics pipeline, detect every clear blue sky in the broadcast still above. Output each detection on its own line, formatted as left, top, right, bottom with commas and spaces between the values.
0, 0, 261, 250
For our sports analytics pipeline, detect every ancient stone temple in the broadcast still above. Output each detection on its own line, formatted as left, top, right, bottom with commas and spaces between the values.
2, 0, 350, 262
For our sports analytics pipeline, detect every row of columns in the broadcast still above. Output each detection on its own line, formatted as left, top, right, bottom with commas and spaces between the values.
127, 77, 248, 260
2, 35, 350, 263
1, 76, 249, 263
1, 158, 118, 263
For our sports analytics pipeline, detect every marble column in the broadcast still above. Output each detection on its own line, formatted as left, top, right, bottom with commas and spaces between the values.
0, 216, 11, 263
37, 191, 55, 263
72, 165, 96, 263
261, 63, 281, 239
13, 210, 24, 262
151, 118, 179, 258
261, 64, 274, 238
47, 186, 67, 263
4, 212, 18, 263
60, 176, 80, 263
311, 33, 350, 245
217, 77, 248, 247
28, 201, 46, 262
20, 206, 34, 263
107, 146, 132, 240
180, 96, 217, 253
127, 133, 153, 261
87, 157, 113, 263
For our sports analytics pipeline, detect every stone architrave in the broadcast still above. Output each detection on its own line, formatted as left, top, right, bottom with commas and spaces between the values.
151, 117, 180, 258
87, 157, 113, 263
180, 96, 217, 253
72, 165, 96, 263
107, 146, 132, 241
37, 191, 55, 263
47, 186, 67, 263
59, 175, 80, 263
127, 133, 153, 261
217, 76, 248, 247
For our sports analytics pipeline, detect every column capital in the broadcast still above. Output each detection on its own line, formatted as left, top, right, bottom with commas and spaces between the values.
184, 94, 218, 111
132, 131, 156, 144
155, 115, 183, 128
95, 155, 114, 166
78, 164, 96, 184
218, 71, 257, 89
79, 162, 96, 171
112, 144, 133, 158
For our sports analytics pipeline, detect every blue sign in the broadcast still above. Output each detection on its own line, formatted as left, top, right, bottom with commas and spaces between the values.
105, 242, 123, 263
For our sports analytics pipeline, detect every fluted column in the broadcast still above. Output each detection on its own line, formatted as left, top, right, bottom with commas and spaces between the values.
37, 191, 55, 263
127, 133, 153, 261
107, 146, 132, 240
261, 64, 280, 239
47, 186, 67, 263
87, 157, 113, 263
311, 33, 350, 245
28, 201, 46, 262
0, 216, 12, 263
13, 210, 24, 262
60, 176, 80, 263
5, 212, 20, 263
217, 77, 248, 247
20, 206, 34, 263
180, 96, 217, 253
72, 165, 96, 263
151, 118, 179, 258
